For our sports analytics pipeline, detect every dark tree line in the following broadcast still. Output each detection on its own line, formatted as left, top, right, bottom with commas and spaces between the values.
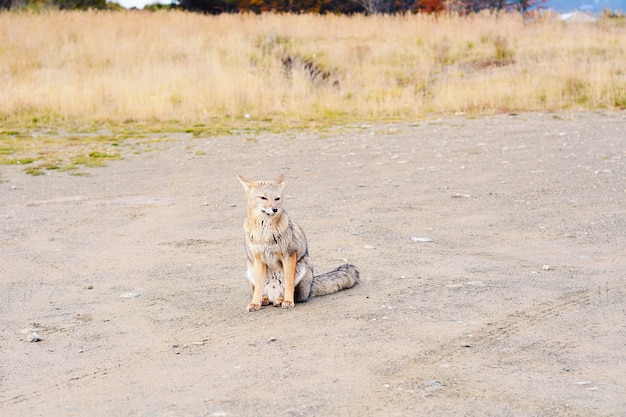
1, 0, 546, 13
177, 0, 547, 14
177, 0, 361, 14
448, 0, 547, 13
1, 0, 109, 9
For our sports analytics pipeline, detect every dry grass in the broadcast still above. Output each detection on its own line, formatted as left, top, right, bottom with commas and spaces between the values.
0, 11, 625, 174
1, 10, 625, 126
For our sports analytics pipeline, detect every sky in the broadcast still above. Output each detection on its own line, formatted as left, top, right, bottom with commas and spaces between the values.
549, 0, 625, 13
111, 0, 625, 12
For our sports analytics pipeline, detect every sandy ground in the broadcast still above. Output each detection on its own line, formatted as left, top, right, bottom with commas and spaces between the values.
1, 112, 625, 417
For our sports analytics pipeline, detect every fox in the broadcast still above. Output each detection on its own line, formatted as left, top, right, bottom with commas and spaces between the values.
237, 174, 359, 312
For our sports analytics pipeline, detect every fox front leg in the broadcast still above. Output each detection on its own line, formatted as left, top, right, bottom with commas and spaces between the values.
248, 257, 266, 312
281, 252, 298, 309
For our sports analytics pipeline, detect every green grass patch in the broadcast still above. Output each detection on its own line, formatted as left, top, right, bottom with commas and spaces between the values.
0, 115, 415, 177
0, 128, 128, 176
71, 152, 121, 168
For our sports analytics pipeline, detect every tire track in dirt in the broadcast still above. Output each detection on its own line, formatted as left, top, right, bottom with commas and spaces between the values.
1, 366, 115, 406
475, 288, 592, 345
373, 281, 626, 414
396, 282, 623, 375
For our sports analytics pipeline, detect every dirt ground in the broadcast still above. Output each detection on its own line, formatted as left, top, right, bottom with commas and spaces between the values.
1, 112, 625, 417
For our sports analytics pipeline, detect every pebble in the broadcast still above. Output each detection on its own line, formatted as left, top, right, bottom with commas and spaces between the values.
411, 237, 434, 242
424, 380, 445, 392
542, 265, 551, 271
27, 332, 41, 342
363, 244, 376, 249
213, 397, 233, 404
119, 292, 140, 299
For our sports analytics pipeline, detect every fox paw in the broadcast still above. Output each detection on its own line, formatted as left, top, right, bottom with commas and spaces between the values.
281, 300, 295, 309
247, 303, 261, 312
261, 296, 270, 306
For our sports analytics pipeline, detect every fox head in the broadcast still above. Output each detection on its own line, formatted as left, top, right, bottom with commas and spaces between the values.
237, 174, 285, 217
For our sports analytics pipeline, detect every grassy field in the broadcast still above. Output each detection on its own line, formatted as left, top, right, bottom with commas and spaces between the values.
1, 11, 625, 174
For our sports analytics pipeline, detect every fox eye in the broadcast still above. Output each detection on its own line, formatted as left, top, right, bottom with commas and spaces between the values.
259, 196, 267, 200
275, 197, 280, 201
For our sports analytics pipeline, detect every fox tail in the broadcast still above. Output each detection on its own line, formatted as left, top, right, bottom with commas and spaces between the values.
311, 264, 360, 297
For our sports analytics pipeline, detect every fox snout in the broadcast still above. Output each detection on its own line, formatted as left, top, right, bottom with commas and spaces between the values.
262, 206, 279, 215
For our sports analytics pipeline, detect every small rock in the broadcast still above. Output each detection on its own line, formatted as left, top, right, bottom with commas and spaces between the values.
213, 397, 233, 404
119, 292, 140, 299
363, 244, 376, 249
411, 237, 434, 242
424, 380, 445, 392
27, 332, 41, 342
542, 265, 551, 271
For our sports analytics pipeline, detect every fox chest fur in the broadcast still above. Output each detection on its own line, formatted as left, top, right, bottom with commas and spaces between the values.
244, 214, 305, 270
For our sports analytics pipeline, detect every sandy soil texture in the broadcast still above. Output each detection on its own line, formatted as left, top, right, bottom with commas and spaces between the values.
1, 112, 625, 417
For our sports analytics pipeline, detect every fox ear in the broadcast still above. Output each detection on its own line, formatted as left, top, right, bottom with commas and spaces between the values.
237, 174, 254, 191
275, 174, 285, 188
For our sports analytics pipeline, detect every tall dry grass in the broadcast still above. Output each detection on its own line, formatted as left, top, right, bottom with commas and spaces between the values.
1, 11, 625, 126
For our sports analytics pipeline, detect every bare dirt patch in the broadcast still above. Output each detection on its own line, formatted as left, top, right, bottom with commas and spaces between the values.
1, 112, 625, 416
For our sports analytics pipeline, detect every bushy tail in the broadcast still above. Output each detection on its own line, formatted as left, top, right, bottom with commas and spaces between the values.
311, 264, 359, 297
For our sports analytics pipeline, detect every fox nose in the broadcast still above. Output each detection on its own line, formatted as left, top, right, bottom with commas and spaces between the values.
272, 208, 278, 213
